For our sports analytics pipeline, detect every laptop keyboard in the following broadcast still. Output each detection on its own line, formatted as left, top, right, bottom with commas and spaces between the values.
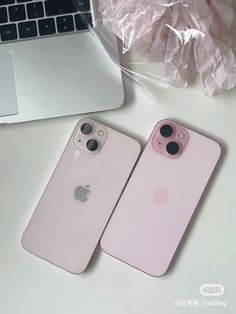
0, 0, 92, 43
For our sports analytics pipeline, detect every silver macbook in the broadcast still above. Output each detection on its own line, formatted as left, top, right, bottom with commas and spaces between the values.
0, 0, 124, 123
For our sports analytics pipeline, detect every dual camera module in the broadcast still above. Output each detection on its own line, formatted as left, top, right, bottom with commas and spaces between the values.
160, 124, 180, 155
80, 122, 99, 152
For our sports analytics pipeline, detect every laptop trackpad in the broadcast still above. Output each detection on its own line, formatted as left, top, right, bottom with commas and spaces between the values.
0, 52, 18, 117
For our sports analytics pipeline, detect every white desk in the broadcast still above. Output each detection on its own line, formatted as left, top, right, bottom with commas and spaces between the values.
0, 75, 235, 314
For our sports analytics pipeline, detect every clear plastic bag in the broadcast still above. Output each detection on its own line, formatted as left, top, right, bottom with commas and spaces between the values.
75, 0, 236, 96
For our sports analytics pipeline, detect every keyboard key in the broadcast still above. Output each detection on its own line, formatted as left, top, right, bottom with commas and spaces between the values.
0, 23, 17, 41
0, 0, 15, 5
38, 18, 55, 36
18, 20, 37, 38
9, 4, 26, 22
27, 2, 44, 19
0, 7, 7, 23
17, 0, 32, 2
74, 0, 90, 12
45, 0, 76, 17
75, 13, 91, 31
57, 15, 74, 33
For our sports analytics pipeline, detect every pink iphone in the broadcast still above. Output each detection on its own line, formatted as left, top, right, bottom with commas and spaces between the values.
101, 119, 221, 276
22, 119, 140, 274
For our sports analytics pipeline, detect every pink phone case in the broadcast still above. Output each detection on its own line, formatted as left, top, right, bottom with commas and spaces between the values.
22, 119, 140, 274
101, 119, 221, 276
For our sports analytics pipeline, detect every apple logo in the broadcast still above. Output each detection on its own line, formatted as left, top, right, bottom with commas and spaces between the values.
74, 185, 90, 203
153, 187, 169, 206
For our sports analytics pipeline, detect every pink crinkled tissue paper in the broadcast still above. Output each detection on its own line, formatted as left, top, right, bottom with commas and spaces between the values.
98, 0, 236, 96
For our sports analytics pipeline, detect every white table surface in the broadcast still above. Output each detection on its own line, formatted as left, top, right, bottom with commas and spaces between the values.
0, 75, 235, 314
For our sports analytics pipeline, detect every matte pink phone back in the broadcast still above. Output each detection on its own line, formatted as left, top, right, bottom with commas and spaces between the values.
22, 119, 140, 274
101, 120, 221, 276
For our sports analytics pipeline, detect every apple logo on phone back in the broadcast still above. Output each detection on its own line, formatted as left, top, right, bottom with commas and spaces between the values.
74, 185, 90, 203
153, 187, 169, 206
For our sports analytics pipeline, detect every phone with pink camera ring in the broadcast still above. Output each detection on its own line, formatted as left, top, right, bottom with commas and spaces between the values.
22, 119, 140, 274
101, 119, 221, 276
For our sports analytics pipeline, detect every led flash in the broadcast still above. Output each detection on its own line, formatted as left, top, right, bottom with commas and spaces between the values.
97, 130, 104, 136
177, 133, 185, 140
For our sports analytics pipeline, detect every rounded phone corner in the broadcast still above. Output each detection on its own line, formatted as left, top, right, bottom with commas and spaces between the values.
99, 237, 115, 259
141, 262, 170, 277
67, 264, 88, 275
21, 235, 36, 258
133, 138, 142, 155
21, 233, 28, 251
215, 141, 222, 159
99, 236, 106, 253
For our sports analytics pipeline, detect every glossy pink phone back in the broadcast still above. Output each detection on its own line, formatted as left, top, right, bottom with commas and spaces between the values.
22, 119, 140, 274
101, 120, 221, 276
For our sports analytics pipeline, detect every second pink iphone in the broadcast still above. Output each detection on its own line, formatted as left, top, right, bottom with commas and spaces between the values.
101, 119, 221, 276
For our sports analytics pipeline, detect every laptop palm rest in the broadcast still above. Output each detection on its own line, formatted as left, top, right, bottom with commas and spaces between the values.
0, 52, 19, 117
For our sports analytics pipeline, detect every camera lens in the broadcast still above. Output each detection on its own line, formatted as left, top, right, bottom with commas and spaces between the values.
86, 139, 99, 152
81, 123, 93, 135
166, 142, 180, 155
160, 124, 174, 138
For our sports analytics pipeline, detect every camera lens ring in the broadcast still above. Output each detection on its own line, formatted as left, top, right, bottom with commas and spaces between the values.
160, 124, 174, 138
80, 123, 93, 135
86, 139, 99, 152
166, 141, 180, 155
